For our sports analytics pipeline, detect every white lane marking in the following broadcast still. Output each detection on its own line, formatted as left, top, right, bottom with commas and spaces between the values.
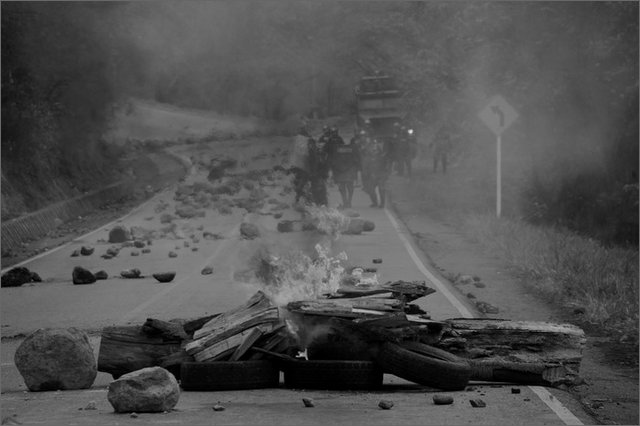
384, 206, 584, 426
120, 224, 239, 323
384, 208, 474, 318
530, 386, 584, 425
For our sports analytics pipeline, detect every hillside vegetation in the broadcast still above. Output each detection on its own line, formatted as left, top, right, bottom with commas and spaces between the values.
2, 1, 637, 246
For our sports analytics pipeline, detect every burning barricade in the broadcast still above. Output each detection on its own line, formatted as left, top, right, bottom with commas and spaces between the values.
97, 272, 586, 392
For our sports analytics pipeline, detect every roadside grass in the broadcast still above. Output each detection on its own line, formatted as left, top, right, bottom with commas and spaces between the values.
461, 214, 639, 339
401, 164, 639, 341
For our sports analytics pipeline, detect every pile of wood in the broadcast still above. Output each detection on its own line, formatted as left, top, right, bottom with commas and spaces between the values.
98, 291, 293, 379
97, 279, 586, 388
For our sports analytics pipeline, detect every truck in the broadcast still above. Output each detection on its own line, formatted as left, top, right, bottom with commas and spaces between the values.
353, 73, 406, 142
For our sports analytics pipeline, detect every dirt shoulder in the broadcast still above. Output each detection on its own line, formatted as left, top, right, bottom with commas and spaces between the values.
387, 174, 639, 426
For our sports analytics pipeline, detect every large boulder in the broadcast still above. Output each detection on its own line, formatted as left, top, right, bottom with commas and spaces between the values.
72, 266, 96, 285
1, 267, 42, 288
14, 328, 97, 391
108, 225, 130, 243
107, 367, 180, 413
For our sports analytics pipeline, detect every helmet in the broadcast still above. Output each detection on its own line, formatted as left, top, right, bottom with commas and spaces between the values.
322, 125, 330, 133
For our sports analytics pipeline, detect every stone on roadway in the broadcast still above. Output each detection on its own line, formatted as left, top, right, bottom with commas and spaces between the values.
14, 328, 97, 391
107, 366, 180, 413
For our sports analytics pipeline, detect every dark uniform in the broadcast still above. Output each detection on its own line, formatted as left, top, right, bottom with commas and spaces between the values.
394, 126, 412, 177
328, 130, 361, 209
432, 125, 453, 174
361, 137, 389, 208
307, 137, 329, 206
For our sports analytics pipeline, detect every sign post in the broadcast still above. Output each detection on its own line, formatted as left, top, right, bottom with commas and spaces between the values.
478, 95, 519, 218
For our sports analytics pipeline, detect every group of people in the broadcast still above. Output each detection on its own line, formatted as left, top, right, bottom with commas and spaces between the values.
288, 120, 453, 209
288, 123, 394, 209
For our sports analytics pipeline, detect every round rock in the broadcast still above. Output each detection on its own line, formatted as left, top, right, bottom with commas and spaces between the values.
108, 226, 130, 243
107, 367, 180, 413
72, 266, 96, 285
14, 328, 97, 391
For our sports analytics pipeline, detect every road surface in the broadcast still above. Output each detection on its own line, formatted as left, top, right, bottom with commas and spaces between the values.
0, 137, 594, 425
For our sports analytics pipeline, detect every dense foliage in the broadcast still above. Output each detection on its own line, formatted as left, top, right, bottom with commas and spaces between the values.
2, 1, 637, 245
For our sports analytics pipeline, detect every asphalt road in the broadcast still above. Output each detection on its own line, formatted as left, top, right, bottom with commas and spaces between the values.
0, 138, 595, 425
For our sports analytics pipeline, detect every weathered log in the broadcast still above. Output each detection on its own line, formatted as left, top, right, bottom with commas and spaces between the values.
330, 280, 436, 303
435, 318, 586, 386
142, 318, 189, 341
97, 326, 183, 379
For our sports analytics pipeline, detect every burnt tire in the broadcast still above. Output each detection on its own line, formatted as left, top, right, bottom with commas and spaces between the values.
180, 360, 279, 391
376, 341, 471, 391
283, 360, 383, 390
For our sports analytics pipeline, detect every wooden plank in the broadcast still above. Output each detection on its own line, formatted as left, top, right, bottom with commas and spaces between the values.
193, 291, 274, 339
193, 323, 278, 362
229, 328, 264, 361
185, 308, 280, 355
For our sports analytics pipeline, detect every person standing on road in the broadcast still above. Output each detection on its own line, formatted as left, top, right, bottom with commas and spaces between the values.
431, 123, 453, 174
289, 126, 312, 203
361, 136, 390, 208
327, 129, 360, 209
307, 135, 329, 206
395, 125, 412, 177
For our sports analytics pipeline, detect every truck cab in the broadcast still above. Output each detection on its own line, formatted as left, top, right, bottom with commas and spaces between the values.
354, 74, 405, 141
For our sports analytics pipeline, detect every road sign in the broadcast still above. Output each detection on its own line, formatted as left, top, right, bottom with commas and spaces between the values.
478, 95, 519, 136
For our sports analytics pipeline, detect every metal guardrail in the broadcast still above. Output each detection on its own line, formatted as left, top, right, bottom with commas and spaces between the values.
1, 151, 189, 254
1, 179, 134, 253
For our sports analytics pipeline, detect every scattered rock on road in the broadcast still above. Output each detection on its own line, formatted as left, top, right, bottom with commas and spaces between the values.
134, 241, 146, 249
153, 272, 176, 283
95, 270, 108, 280
343, 218, 369, 235
469, 399, 486, 408
72, 267, 96, 285
109, 225, 130, 243
80, 246, 94, 256
14, 328, 97, 391
106, 247, 120, 257
433, 395, 454, 405
302, 398, 315, 407
475, 301, 499, 314
168, 251, 178, 258
212, 403, 225, 412
240, 223, 260, 240
70, 250, 80, 257
1, 267, 42, 287
378, 400, 394, 410
107, 367, 180, 413
201, 267, 213, 275
121, 269, 142, 279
